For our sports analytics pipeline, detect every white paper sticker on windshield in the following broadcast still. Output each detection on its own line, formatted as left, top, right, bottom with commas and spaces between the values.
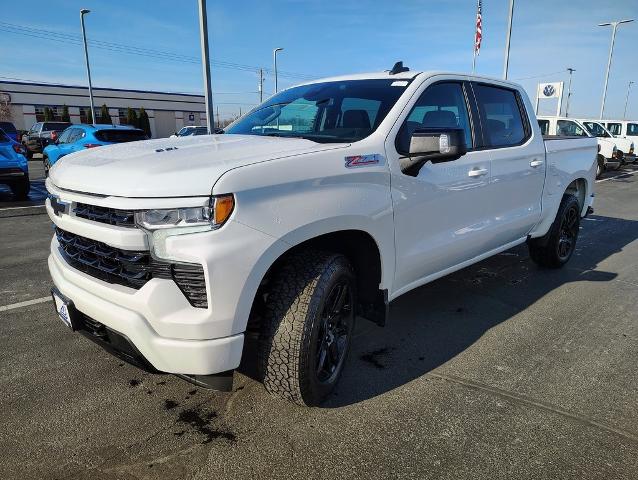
391, 81, 409, 87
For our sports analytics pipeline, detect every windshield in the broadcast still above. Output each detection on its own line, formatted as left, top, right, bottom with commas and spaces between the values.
583, 122, 611, 138
225, 79, 409, 143
627, 123, 638, 136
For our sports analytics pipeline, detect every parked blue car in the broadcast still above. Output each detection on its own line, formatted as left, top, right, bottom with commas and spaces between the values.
43, 124, 148, 176
0, 122, 19, 143
0, 128, 29, 199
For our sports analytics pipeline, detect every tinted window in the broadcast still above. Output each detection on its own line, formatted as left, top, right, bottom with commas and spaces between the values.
226, 79, 408, 143
538, 119, 549, 135
0, 122, 17, 134
94, 129, 148, 143
627, 123, 638, 136
68, 129, 85, 143
43, 122, 72, 132
474, 84, 527, 147
607, 123, 621, 135
0, 129, 9, 143
583, 122, 611, 138
397, 82, 473, 153
57, 128, 73, 144
556, 120, 587, 137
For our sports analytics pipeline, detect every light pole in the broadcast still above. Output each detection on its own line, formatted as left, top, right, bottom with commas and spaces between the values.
624, 81, 635, 120
565, 68, 575, 117
80, 9, 96, 126
273, 47, 284, 93
503, 0, 514, 80
599, 19, 634, 119
198, 0, 215, 132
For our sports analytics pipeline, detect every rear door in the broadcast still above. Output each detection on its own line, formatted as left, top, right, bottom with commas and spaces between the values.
473, 83, 545, 242
388, 80, 495, 294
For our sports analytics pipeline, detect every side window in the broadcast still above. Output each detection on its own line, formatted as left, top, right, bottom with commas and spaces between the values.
627, 123, 638, 136
557, 120, 587, 137
396, 82, 473, 153
57, 129, 73, 144
607, 123, 621, 136
538, 119, 549, 135
31, 123, 42, 134
474, 84, 528, 148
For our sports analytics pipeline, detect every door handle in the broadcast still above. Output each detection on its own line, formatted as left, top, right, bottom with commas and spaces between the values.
468, 168, 488, 177
530, 159, 544, 168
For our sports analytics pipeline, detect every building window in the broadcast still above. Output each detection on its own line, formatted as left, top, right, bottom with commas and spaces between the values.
35, 105, 63, 122
80, 106, 107, 124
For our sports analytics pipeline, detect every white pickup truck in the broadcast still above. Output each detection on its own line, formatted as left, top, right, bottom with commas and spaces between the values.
46, 65, 597, 406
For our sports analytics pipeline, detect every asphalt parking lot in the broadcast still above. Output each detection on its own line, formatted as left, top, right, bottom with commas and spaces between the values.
1, 160, 637, 480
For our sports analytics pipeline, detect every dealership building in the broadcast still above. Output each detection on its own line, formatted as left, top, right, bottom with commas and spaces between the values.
0, 80, 207, 138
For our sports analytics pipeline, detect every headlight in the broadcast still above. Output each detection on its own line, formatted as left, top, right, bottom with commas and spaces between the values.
136, 194, 234, 261
135, 194, 234, 230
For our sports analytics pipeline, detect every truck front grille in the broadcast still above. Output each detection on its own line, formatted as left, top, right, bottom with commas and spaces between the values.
55, 227, 208, 308
73, 203, 136, 227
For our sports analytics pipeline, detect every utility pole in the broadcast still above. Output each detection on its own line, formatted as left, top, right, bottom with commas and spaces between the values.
80, 9, 96, 126
198, 0, 215, 132
503, 0, 514, 80
273, 47, 284, 93
599, 19, 634, 119
258, 68, 264, 103
565, 68, 575, 117
216, 105, 220, 128
624, 81, 635, 120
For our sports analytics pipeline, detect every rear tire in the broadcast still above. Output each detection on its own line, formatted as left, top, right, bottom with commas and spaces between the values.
10, 174, 30, 200
258, 249, 356, 406
528, 194, 580, 269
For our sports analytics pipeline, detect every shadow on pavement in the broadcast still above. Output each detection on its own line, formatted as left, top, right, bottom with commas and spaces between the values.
316, 214, 636, 407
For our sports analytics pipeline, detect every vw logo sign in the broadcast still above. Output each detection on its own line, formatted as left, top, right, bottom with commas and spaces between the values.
543, 85, 555, 97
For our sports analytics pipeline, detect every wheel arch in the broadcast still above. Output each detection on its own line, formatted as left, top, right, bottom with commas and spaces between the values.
243, 227, 388, 336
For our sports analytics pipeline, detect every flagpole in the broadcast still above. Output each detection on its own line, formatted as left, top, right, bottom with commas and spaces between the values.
472, 51, 476, 74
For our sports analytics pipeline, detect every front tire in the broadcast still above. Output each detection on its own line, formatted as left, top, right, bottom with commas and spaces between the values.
259, 250, 356, 406
528, 194, 580, 268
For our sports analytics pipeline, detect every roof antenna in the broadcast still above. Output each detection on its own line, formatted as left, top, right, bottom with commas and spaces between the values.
389, 61, 409, 75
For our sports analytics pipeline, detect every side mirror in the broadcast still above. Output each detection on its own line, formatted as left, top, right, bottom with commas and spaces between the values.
409, 128, 467, 161
400, 128, 467, 175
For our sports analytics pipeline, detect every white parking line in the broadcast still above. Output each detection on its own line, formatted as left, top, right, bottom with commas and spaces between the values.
596, 169, 638, 183
0, 204, 46, 211
0, 296, 52, 312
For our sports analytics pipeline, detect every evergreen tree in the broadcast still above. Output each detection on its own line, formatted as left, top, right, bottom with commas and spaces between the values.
125, 107, 138, 127
61, 105, 70, 122
138, 107, 151, 137
99, 104, 110, 124
85, 108, 93, 124
44, 107, 54, 121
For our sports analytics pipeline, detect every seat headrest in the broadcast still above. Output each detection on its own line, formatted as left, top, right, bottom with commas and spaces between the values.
422, 110, 458, 128
343, 110, 371, 129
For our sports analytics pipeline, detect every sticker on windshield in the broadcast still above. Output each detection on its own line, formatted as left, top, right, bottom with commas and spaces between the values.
345, 154, 382, 168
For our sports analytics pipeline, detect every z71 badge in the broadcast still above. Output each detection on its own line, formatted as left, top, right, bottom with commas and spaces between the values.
345, 154, 382, 168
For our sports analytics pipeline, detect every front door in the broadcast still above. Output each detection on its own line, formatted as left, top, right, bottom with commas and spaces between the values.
387, 81, 495, 297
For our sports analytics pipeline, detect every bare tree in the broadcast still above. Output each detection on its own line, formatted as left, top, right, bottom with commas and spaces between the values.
0, 91, 12, 121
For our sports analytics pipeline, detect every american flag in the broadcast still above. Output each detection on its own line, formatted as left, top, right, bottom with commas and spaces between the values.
474, 0, 483, 55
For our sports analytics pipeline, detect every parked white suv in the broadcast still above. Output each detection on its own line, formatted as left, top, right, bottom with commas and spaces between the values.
605, 119, 638, 142
577, 119, 635, 165
538, 116, 619, 177
47, 65, 597, 406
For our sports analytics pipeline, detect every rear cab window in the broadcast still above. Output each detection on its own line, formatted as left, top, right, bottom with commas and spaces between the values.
538, 119, 549, 135
473, 84, 529, 148
94, 129, 148, 143
627, 123, 638, 136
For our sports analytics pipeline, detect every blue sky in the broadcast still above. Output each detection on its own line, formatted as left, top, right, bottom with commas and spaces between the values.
1, 0, 637, 120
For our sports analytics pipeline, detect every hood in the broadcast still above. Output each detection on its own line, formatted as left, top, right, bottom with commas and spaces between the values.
49, 134, 347, 197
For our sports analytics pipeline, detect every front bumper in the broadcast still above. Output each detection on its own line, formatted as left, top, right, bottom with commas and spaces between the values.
49, 248, 244, 375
